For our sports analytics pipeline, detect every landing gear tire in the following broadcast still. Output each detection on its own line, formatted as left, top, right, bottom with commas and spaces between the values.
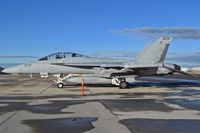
57, 83, 64, 89
119, 81, 128, 89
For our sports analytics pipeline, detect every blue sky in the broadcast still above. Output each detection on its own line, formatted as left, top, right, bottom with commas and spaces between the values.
0, 0, 200, 57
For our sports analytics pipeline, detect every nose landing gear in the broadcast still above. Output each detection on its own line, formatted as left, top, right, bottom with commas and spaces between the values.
57, 83, 64, 88
50, 74, 73, 89
112, 78, 129, 89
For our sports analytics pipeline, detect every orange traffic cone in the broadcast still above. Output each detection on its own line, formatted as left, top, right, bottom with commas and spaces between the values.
82, 78, 85, 96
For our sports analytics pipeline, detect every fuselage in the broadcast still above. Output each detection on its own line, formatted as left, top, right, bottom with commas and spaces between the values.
2, 52, 132, 74
2, 52, 180, 78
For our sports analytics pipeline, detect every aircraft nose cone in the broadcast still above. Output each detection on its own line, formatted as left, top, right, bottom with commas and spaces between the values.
2, 68, 13, 73
2, 67, 20, 74
2, 69, 7, 73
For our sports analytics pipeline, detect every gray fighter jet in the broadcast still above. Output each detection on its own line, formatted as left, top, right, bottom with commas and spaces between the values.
2, 37, 190, 88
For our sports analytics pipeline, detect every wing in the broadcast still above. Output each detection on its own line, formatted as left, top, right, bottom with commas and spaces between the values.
51, 62, 124, 69
93, 64, 161, 78
51, 62, 161, 78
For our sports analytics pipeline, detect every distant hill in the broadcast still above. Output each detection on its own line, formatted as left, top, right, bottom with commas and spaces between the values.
0, 63, 21, 68
0, 67, 4, 74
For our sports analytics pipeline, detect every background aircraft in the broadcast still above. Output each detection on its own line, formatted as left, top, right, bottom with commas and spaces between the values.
2, 37, 191, 88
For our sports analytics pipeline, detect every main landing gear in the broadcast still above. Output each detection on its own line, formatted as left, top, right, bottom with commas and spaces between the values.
119, 81, 128, 89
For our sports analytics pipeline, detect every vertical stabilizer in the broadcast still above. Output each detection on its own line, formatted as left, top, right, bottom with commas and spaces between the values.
135, 37, 172, 64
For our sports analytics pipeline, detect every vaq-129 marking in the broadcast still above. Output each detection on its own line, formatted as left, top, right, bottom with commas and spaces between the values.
2, 37, 193, 88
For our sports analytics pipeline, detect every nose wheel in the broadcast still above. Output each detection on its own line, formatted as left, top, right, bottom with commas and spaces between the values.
57, 83, 64, 89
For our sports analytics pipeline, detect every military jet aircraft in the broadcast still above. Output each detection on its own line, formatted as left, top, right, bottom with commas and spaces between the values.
2, 37, 191, 88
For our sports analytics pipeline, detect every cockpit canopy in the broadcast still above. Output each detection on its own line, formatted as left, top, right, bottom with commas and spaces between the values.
39, 52, 87, 61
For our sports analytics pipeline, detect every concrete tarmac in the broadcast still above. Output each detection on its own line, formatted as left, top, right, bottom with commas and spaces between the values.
0, 75, 200, 133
